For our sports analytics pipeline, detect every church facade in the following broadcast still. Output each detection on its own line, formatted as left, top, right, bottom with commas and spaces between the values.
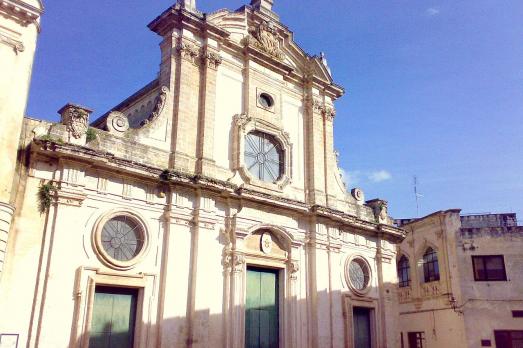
0, 1, 405, 347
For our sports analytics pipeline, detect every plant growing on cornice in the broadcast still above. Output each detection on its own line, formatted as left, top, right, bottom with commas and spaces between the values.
38, 181, 57, 213
160, 169, 173, 181
38, 134, 64, 144
85, 128, 97, 143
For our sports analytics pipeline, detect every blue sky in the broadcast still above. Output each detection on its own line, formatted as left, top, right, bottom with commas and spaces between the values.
26, 0, 523, 220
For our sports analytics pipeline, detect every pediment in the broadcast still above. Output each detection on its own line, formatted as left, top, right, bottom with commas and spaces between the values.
208, 8, 335, 85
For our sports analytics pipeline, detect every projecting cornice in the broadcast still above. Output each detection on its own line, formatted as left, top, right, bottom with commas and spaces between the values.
30, 139, 406, 243
0, 0, 43, 32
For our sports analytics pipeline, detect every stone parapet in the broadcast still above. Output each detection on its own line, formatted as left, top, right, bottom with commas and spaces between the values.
0, 201, 15, 276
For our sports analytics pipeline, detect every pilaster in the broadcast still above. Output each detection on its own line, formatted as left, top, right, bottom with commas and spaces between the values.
0, 202, 14, 278
196, 44, 222, 176
304, 94, 326, 206
171, 36, 202, 173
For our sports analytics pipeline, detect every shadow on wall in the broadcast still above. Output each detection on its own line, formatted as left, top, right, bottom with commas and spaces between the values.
72, 282, 398, 348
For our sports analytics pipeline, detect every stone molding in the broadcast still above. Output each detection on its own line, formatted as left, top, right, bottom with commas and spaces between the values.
202, 47, 223, 70
176, 37, 200, 65
0, 30, 24, 53
31, 140, 406, 242
0, 0, 43, 31
305, 95, 336, 120
231, 113, 293, 191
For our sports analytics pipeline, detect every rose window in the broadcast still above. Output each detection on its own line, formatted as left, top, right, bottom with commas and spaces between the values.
244, 131, 283, 182
100, 216, 144, 262
348, 258, 371, 292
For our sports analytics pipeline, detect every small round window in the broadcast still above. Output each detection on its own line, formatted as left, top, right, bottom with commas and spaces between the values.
258, 93, 274, 109
347, 257, 371, 294
94, 213, 147, 270
244, 131, 283, 182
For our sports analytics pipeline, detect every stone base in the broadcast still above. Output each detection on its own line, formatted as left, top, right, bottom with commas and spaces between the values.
0, 202, 15, 276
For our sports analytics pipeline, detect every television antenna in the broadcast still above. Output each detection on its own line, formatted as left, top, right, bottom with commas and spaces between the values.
414, 176, 423, 217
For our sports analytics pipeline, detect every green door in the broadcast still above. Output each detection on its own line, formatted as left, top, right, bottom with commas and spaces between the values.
353, 307, 371, 348
89, 286, 138, 348
246, 267, 279, 348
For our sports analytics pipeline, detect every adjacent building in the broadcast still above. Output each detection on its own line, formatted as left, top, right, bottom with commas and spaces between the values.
0, 1, 406, 347
396, 211, 523, 348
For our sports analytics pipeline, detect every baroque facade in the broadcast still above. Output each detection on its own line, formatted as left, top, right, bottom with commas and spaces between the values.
0, 1, 406, 347
396, 212, 523, 348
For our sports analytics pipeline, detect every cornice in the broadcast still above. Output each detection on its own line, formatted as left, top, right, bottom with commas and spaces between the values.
0, 0, 43, 32
30, 139, 404, 241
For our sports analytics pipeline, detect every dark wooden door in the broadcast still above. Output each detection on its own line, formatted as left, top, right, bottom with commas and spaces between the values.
245, 267, 279, 348
495, 330, 523, 348
89, 286, 138, 348
353, 307, 372, 348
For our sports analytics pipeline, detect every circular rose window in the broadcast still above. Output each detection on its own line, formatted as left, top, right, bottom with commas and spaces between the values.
94, 213, 148, 270
346, 256, 371, 294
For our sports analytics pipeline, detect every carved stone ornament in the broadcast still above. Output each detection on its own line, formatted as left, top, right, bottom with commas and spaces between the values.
367, 199, 389, 224
351, 188, 365, 203
289, 261, 299, 280
260, 232, 273, 254
176, 38, 201, 65
106, 111, 129, 135
203, 48, 223, 70
141, 86, 169, 126
243, 21, 284, 61
59, 104, 92, 139
223, 252, 246, 273
305, 96, 335, 119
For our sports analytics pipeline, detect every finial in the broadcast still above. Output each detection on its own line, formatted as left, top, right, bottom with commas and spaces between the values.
251, 0, 274, 12
177, 0, 196, 11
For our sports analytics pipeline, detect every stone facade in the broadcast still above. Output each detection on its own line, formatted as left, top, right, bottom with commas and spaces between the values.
0, 1, 407, 347
397, 211, 523, 348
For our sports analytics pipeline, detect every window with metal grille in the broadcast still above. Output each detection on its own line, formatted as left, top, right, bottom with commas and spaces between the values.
472, 255, 507, 281
512, 310, 523, 318
423, 247, 440, 283
244, 131, 283, 183
397, 255, 411, 287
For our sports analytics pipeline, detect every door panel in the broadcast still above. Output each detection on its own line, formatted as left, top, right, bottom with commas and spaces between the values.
353, 307, 371, 348
89, 287, 138, 348
246, 267, 279, 348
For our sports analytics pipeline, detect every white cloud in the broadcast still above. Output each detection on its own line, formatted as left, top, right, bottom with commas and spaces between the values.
426, 7, 440, 16
368, 170, 392, 183
340, 168, 361, 186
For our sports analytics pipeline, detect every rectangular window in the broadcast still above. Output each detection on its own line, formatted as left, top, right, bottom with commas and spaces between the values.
407, 332, 425, 348
512, 310, 523, 318
494, 330, 523, 348
472, 255, 507, 281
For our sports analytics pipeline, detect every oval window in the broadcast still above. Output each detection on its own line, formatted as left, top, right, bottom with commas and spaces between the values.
258, 93, 274, 109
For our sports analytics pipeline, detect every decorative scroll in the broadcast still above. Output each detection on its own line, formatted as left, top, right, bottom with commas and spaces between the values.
141, 86, 169, 126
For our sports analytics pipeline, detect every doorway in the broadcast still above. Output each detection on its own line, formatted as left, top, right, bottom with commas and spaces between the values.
353, 307, 372, 348
245, 267, 280, 348
89, 286, 138, 348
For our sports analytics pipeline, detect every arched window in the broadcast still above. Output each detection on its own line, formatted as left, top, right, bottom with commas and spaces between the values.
244, 131, 284, 182
423, 247, 440, 282
397, 255, 410, 287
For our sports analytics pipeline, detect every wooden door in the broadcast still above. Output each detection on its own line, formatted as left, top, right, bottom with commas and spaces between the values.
353, 307, 372, 348
89, 286, 138, 348
245, 267, 279, 348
